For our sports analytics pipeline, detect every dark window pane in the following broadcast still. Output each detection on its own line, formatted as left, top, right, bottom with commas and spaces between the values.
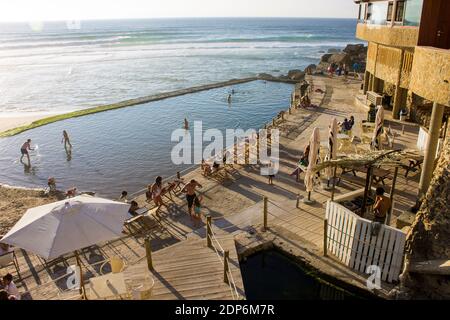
395, 1, 405, 22
387, 2, 394, 21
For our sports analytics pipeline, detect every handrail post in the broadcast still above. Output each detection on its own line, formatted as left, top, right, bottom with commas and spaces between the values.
263, 196, 268, 231
144, 236, 154, 271
207, 215, 212, 248
223, 250, 230, 284
323, 219, 328, 257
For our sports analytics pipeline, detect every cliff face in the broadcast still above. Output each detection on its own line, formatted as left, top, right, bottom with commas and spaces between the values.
398, 138, 450, 299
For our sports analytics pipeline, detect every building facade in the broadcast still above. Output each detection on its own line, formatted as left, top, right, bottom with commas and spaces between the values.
355, 0, 450, 119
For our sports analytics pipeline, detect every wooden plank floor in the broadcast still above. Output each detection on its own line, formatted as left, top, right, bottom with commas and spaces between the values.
124, 236, 245, 300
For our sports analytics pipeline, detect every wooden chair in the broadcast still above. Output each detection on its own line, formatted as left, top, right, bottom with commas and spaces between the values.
0, 250, 21, 279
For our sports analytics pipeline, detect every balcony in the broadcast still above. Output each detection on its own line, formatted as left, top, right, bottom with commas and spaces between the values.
356, 23, 419, 47
409, 46, 450, 106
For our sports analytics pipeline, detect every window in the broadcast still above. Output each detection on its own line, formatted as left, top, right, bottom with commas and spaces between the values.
366, 3, 373, 21
395, 0, 405, 22
387, 2, 394, 22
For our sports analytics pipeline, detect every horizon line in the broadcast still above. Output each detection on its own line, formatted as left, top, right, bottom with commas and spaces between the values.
0, 16, 357, 24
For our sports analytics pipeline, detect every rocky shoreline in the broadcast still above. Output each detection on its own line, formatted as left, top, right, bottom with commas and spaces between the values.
259, 43, 368, 82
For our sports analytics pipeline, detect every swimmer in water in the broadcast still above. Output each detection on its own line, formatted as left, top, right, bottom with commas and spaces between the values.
61, 130, 72, 150
20, 139, 34, 166
227, 94, 232, 103
231, 89, 235, 94
184, 118, 189, 130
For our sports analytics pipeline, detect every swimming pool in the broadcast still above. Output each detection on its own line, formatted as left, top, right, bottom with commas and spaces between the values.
0, 81, 293, 197
240, 250, 367, 300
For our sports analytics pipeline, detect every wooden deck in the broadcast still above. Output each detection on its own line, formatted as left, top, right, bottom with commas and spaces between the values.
125, 236, 245, 300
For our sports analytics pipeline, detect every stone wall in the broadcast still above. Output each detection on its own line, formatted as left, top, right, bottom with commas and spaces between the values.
396, 137, 450, 299
409, 47, 450, 107
356, 23, 419, 48
374, 45, 403, 85
366, 42, 377, 74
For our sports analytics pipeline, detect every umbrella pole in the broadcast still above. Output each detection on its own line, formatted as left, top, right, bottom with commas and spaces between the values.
75, 251, 86, 300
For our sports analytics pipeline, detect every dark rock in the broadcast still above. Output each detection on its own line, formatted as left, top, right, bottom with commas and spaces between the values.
328, 52, 351, 65
287, 69, 305, 81
343, 43, 365, 54
320, 54, 333, 63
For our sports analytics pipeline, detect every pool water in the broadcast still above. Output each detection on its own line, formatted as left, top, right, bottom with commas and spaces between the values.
240, 250, 365, 300
0, 81, 293, 197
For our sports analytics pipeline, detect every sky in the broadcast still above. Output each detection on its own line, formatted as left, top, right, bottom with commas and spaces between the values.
0, 0, 358, 22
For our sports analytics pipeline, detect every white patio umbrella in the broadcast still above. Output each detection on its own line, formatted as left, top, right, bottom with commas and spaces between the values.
372, 106, 384, 150
1, 195, 129, 297
325, 118, 338, 184
304, 128, 321, 203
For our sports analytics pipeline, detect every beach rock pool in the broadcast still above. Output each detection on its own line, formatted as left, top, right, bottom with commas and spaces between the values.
0, 80, 293, 197
240, 250, 367, 300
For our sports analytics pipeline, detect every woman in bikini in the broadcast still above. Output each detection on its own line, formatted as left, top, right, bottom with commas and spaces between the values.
151, 176, 166, 213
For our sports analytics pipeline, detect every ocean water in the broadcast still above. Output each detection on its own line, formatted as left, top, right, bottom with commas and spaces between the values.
0, 81, 293, 197
0, 18, 360, 115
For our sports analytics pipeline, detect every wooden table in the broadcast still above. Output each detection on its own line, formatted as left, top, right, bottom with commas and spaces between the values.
88, 272, 128, 300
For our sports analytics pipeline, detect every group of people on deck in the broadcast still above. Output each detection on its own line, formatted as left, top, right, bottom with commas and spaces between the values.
124, 174, 204, 227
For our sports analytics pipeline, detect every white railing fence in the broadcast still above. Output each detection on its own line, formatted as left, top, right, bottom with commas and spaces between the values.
325, 200, 406, 283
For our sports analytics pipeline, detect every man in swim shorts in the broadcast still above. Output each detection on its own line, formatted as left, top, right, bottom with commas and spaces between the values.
182, 179, 203, 217
20, 139, 34, 165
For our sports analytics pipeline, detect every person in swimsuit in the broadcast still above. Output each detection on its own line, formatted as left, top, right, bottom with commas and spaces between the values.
227, 94, 232, 104
193, 195, 203, 227
184, 118, 189, 130
20, 139, 34, 165
151, 176, 166, 213
145, 184, 152, 203
62, 130, 72, 150
182, 179, 203, 218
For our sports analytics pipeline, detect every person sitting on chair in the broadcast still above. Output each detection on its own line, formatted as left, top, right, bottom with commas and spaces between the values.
127, 201, 139, 219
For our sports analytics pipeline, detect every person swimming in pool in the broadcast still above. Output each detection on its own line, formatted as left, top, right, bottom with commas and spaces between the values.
20, 139, 34, 166
227, 94, 232, 104
184, 118, 189, 130
61, 130, 72, 150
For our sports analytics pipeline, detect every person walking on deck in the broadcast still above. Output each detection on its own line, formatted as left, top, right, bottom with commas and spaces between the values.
20, 139, 34, 166
151, 176, 167, 214
182, 179, 203, 218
